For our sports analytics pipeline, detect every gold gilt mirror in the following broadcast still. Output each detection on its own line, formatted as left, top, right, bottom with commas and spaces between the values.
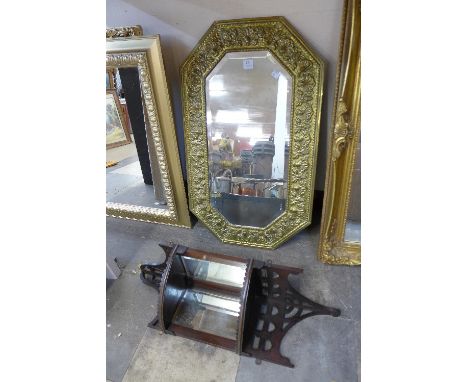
106, 31, 191, 227
182, 17, 324, 249
319, 0, 361, 265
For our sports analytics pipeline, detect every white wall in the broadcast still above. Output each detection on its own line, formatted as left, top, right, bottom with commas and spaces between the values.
106, 0, 344, 189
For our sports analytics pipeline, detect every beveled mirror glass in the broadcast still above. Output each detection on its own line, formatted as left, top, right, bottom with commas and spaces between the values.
206, 51, 292, 227
172, 289, 241, 340
319, 0, 361, 264
171, 253, 245, 340
182, 17, 324, 248
106, 35, 190, 227
160, 247, 249, 346
180, 255, 247, 288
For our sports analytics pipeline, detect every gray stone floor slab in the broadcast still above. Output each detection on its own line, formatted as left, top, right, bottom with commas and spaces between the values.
107, 216, 360, 382
106, 242, 166, 382
122, 328, 240, 382
107, 154, 167, 208
236, 317, 359, 382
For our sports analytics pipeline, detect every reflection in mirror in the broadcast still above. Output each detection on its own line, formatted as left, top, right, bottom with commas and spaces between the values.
181, 256, 247, 288
106, 67, 167, 208
172, 288, 241, 340
169, 252, 246, 340
344, 132, 361, 242
206, 51, 292, 227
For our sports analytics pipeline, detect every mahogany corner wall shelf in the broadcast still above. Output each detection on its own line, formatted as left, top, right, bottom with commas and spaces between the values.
140, 243, 340, 368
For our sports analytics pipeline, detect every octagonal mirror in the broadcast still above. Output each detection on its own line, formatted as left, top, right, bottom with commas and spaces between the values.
206, 51, 292, 227
182, 17, 324, 248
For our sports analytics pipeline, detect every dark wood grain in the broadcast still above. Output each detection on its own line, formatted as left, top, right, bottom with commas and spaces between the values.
169, 323, 237, 352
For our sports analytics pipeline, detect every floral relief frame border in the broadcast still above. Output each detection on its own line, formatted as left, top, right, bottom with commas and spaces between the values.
181, 17, 324, 249
106, 38, 189, 228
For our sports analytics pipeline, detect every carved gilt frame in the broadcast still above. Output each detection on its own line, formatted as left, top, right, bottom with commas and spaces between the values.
181, 17, 324, 249
318, 0, 361, 265
106, 36, 191, 228
106, 25, 143, 39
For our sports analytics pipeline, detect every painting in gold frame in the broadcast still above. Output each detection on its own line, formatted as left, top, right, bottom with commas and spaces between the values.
106, 35, 191, 228
318, 0, 361, 265
106, 89, 131, 149
106, 69, 115, 90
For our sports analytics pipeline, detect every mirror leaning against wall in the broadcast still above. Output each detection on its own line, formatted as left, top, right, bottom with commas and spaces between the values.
318, 0, 361, 265
182, 17, 324, 249
106, 28, 190, 227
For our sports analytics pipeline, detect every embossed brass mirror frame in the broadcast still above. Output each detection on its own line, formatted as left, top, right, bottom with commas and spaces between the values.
181, 17, 324, 249
106, 36, 191, 227
318, 0, 361, 264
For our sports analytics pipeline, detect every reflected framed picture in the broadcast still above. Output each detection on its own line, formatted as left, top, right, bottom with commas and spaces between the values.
106, 89, 131, 149
106, 69, 115, 89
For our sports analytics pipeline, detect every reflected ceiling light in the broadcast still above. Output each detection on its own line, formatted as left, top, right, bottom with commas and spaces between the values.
206, 110, 213, 124
208, 75, 226, 97
249, 138, 259, 146
215, 109, 249, 124
236, 126, 263, 138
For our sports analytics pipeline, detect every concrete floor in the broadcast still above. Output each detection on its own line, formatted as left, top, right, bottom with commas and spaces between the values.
106, 138, 137, 163
106, 140, 168, 209
106, 214, 360, 382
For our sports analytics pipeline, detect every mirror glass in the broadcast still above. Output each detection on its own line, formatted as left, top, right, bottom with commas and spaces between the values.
172, 288, 241, 340
106, 67, 167, 208
180, 256, 247, 288
206, 51, 292, 227
344, 132, 361, 242
168, 253, 245, 340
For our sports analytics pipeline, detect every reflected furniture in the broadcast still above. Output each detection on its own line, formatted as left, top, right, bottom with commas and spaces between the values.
181, 17, 324, 248
140, 243, 340, 368
118, 67, 154, 186
106, 34, 191, 227
318, 0, 361, 265
106, 69, 115, 89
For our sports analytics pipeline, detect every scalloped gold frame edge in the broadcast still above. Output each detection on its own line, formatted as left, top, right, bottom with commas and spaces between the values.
106, 36, 191, 228
106, 25, 143, 38
181, 16, 324, 249
318, 0, 361, 265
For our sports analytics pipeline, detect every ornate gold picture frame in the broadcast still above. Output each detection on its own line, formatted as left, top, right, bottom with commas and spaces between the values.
106, 36, 191, 228
106, 69, 115, 89
181, 17, 324, 249
106, 25, 143, 39
318, 0, 361, 265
